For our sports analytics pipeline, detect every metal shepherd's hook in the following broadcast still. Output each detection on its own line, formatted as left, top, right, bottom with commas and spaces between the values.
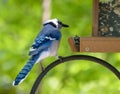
30, 55, 120, 94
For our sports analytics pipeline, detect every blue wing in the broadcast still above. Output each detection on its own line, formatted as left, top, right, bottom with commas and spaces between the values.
29, 29, 61, 56
29, 35, 55, 56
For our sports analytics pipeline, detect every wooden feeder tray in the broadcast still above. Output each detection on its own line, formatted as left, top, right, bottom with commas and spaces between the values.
68, 37, 120, 52
68, 0, 120, 52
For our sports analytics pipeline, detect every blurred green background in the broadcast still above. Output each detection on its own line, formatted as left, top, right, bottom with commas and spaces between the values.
0, 0, 120, 94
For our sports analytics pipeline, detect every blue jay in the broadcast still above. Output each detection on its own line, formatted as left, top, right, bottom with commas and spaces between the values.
13, 18, 69, 86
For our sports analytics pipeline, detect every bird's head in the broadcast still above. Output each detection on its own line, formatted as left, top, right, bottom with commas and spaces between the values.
43, 18, 69, 29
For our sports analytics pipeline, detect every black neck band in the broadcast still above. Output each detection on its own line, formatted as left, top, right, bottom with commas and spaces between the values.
44, 22, 57, 28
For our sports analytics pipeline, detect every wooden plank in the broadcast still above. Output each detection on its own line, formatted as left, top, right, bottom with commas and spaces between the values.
68, 37, 120, 52
92, 0, 99, 36
80, 37, 120, 52
68, 37, 78, 52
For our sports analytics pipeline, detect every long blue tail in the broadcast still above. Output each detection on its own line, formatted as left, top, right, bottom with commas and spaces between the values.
13, 55, 39, 86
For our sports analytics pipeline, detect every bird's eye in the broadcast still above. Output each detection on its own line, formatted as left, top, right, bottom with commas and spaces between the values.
58, 21, 62, 24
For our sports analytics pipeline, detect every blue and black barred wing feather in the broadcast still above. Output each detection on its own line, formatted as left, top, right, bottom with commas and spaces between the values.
29, 34, 56, 56
28, 29, 61, 56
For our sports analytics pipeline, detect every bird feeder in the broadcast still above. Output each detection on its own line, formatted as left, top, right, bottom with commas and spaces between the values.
68, 0, 120, 52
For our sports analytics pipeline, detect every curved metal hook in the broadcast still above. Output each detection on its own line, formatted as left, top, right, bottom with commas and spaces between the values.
30, 55, 120, 94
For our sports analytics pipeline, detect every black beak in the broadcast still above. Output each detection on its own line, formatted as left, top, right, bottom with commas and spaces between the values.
62, 23, 69, 27
58, 21, 69, 27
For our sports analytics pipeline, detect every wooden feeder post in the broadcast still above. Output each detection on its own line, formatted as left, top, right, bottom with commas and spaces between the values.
68, 0, 120, 52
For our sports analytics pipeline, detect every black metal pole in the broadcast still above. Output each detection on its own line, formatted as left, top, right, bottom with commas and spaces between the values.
30, 55, 120, 94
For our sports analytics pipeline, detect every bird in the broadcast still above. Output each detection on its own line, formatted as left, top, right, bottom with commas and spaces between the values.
13, 18, 69, 86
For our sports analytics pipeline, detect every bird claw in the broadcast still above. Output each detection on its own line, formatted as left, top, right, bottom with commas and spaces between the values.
58, 56, 64, 61
41, 66, 44, 72
40, 62, 45, 72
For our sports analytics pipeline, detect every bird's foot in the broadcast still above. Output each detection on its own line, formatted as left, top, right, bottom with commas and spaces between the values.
58, 56, 64, 62
41, 66, 44, 72
40, 62, 45, 72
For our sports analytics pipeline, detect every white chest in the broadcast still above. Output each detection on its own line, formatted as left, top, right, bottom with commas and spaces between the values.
50, 40, 60, 56
36, 40, 60, 63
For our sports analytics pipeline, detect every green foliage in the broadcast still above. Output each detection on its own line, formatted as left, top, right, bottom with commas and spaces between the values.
0, 0, 120, 94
